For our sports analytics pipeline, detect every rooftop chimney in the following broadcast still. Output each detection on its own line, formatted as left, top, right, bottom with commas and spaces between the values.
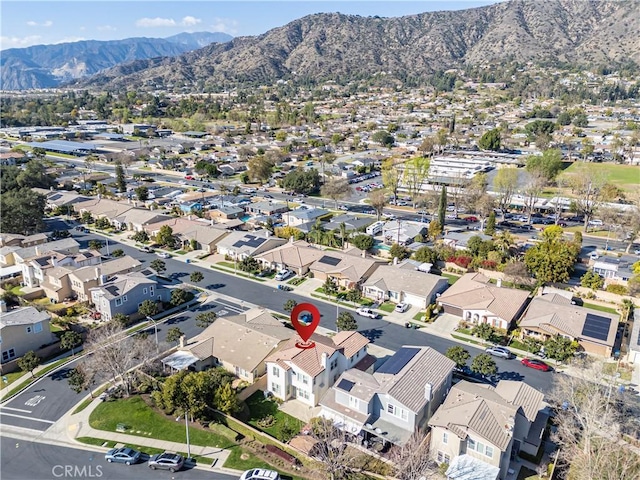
289, 236, 295, 244
179, 335, 185, 349
424, 383, 432, 401
496, 278, 502, 288
321, 352, 329, 369
0, 300, 7, 313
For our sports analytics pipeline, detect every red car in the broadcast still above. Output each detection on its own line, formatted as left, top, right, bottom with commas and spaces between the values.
521, 358, 551, 372
464, 216, 479, 222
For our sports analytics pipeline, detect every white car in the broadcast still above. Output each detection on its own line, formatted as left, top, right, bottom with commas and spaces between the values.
589, 252, 600, 261
274, 269, 293, 281
240, 469, 280, 480
356, 307, 379, 319
395, 302, 410, 313
156, 252, 171, 259
634, 249, 640, 255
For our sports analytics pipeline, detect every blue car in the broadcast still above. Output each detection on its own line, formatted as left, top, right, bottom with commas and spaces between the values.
105, 447, 141, 465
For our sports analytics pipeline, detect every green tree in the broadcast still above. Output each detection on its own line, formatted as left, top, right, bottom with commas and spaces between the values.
280, 168, 320, 195
428, 219, 442, 240
438, 186, 447, 229
526, 149, 563, 182
111, 249, 124, 258
345, 288, 362, 304
18, 351, 41, 378
471, 353, 498, 377
337, 311, 358, 331
88, 240, 104, 251
138, 299, 159, 318
524, 120, 556, 140
389, 243, 410, 261
524, 226, 578, 283
113, 313, 130, 327
557, 111, 572, 126
323, 277, 338, 296
155, 225, 175, 248
67, 367, 93, 396
402, 157, 430, 206
544, 335, 577, 363
248, 156, 275, 184
132, 230, 149, 243
446, 346, 471, 370
61, 331, 83, 356
372, 130, 394, 148
166, 327, 184, 345
413, 246, 438, 264
114, 161, 126, 193
274, 225, 305, 241
368, 189, 387, 220
580, 271, 604, 290
351, 234, 375, 251
238, 256, 259, 273
195, 311, 217, 329
134, 186, 149, 201
149, 259, 166, 274
485, 211, 496, 235
472, 323, 495, 343
170, 288, 188, 306
190, 271, 204, 283
284, 299, 298, 313
215, 382, 241, 415
493, 168, 519, 215
478, 129, 501, 151
0, 188, 46, 235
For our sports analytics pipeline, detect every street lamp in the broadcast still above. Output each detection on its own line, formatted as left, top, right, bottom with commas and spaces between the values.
147, 316, 159, 352
176, 410, 192, 460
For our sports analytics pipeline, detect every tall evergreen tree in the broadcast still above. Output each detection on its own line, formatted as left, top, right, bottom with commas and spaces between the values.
114, 161, 126, 193
438, 186, 447, 228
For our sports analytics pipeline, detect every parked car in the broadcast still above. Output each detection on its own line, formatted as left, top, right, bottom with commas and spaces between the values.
139, 246, 154, 253
464, 216, 479, 222
485, 346, 514, 359
240, 469, 281, 480
148, 452, 184, 472
589, 252, 600, 261
521, 358, 552, 372
274, 269, 294, 281
356, 307, 379, 319
156, 251, 171, 259
105, 447, 141, 465
395, 302, 410, 313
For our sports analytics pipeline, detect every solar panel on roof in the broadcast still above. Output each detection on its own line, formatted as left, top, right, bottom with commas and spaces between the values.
318, 255, 341, 266
337, 379, 355, 392
376, 347, 420, 375
581, 313, 612, 341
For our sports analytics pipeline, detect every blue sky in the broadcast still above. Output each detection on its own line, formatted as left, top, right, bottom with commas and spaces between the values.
1, 1, 501, 50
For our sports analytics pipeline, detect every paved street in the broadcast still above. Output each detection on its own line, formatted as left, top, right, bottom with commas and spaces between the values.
1, 436, 238, 480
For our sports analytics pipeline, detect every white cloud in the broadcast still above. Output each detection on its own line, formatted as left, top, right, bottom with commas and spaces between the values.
210, 17, 239, 35
136, 15, 202, 28
97, 25, 117, 32
26, 20, 53, 28
54, 36, 86, 44
181, 16, 201, 27
0, 35, 42, 49
136, 17, 177, 28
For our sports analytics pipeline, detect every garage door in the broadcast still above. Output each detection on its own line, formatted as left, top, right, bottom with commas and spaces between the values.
404, 293, 427, 309
441, 304, 463, 316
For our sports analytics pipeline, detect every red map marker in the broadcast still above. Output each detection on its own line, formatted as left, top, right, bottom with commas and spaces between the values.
290, 303, 320, 349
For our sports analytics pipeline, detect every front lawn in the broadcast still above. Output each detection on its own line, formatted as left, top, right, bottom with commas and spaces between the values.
582, 302, 619, 316
379, 302, 396, 313
244, 391, 304, 442
441, 273, 460, 285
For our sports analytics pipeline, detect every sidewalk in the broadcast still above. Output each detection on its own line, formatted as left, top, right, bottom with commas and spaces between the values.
57, 395, 243, 476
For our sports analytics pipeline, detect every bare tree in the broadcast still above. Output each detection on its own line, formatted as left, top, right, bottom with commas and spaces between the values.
82, 322, 158, 396
308, 416, 360, 480
402, 157, 430, 207
368, 189, 387, 221
321, 178, 353, 209
522, 170, 546, 223
563, 164, 608, 231
493, 167, 519, 217
382, 158, 402, 205
551, 359, 640, 480
389, 432, 440, 480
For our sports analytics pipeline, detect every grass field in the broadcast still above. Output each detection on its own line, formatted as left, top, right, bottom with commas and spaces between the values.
563, 163, 640, 192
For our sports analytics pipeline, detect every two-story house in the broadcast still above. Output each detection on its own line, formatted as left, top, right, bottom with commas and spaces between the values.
266, 331, 370, 407
0, 304, 55, 363
65, 255, 143, 302
89, 270, 169, 321
319, 346, 455, 446
428, 380, 546, 480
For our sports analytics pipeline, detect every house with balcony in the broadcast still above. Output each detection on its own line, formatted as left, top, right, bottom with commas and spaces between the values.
266, 331, 370, 407
428, 380, 546, 480
161, 308, 293, 382
362, 265, 449, 308
319, 346, 455, 446
437, 273, 530, 330
0, 305, 55, 363
518, 293, 619, 357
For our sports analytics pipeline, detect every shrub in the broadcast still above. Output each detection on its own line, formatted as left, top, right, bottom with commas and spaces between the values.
481, 260, 498, 270
606, 284, 628, 295
257, 415, 276, 428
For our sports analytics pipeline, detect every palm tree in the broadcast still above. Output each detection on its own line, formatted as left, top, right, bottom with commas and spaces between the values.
339, 222, 348, 250
494, 231, 515, 256
308, 220, 325, 245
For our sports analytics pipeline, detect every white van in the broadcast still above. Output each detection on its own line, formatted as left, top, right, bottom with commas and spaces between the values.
366, 221, 384, 236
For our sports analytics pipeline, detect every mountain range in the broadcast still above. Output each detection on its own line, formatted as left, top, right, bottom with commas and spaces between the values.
0, 32, 232, 90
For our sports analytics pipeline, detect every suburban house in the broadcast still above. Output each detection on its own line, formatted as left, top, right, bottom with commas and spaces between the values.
282, 208, 331, 227
382, 220, 427, 245
319, 346, 455, 446
73, 197, 136, 220
143, 218, 229, 253
9, 239, 82, 288
209, 206, 244, 220
245, 201, 289, 216
0, 304, 55, 363
362, 265, 449, 308
1, 238, 80, 268
443, 231, 493, 251
437, 273, 530, 330
161, 308, 293, 382
65, 255, 143, 302
255, 240, 325, 275
266, 331, 370, 407
323, 214, 374, 233
629, 309, 640, 367
23, 249, 101, 290
518, 293, 619, 357
110, 208, 170, 232
591, 256, 635, 285
309, 248, 384, 289
428, 380, 546, 480
215, 230, 287, 260
89, 270, 169, 322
